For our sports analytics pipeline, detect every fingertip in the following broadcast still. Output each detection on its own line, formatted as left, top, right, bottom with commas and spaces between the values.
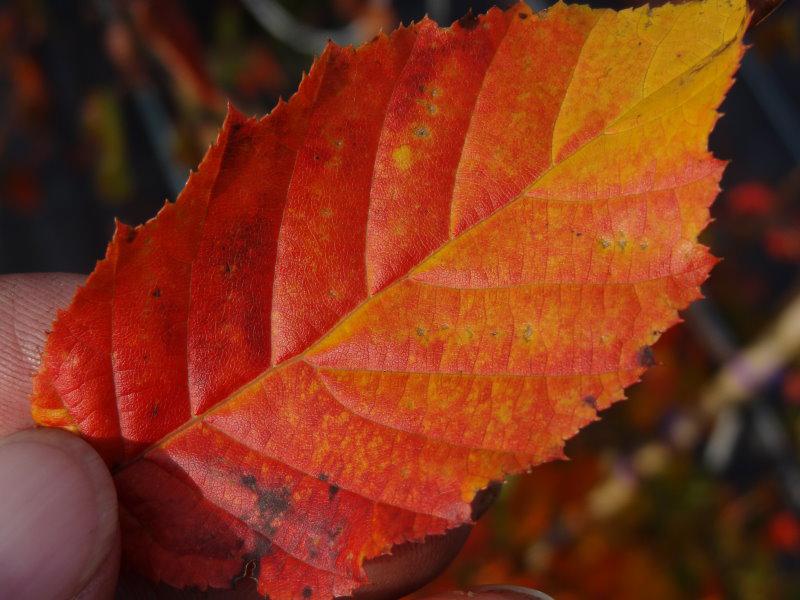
0, 428, 119, 599
353, 525, 472, 600
349, 484, 502, 600
0, 272, 84, 436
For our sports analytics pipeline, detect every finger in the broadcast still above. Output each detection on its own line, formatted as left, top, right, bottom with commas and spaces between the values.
424, 586, 555, 600
354, 525, 472, 600
353, 483, 502, 600
0, 273, 84, 435
0, 428, 120, 600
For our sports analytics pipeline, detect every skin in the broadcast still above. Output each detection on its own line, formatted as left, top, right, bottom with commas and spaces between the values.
0, 273, 545, 600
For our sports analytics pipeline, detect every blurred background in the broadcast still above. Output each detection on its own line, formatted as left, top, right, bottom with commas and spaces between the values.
1, 0, 800, 598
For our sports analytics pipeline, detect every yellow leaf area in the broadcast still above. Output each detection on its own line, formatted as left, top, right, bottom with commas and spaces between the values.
31, 1, 749, 598
295, 0, 748, 509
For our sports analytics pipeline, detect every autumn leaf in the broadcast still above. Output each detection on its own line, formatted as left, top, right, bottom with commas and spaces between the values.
30, 0, 749, 597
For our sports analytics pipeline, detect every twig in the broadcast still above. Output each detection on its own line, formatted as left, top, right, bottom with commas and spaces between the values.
94, 0, 185, 197
700, 290, 800, 414
240, 0, 378, 54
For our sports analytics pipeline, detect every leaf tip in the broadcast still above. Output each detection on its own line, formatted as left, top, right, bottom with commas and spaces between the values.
223, 101, 248, 131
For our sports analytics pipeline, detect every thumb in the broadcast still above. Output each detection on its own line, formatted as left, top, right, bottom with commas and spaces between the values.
0, 428, 120, 599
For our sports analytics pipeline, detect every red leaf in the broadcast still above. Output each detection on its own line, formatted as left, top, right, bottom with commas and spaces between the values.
31, 1, 748, 597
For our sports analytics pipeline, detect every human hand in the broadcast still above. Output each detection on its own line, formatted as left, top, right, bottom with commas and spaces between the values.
0, 273, 119, 599
0, 273, 546, 600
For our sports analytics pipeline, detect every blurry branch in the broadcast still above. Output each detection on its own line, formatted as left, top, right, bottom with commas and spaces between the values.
748, 0, 788, 30
740, 0, 797, 161
689, 297, 800, 515
95, 0, 186, 197
241, 0, 391, 55
701, 292, 800, 413
424, 0, 451, 23
128, 0, 225, 113
693, 289, 800, 509
129, 91, 186, 196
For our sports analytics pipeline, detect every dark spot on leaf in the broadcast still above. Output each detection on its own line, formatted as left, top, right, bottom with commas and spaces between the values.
518, 11, 529, 19
413, 125, 430, 138
328, 525, 343, 540
637, 346, 656, 367
125, 229, 137, 243
241, 474, 257, 490
317, 473, 329, 481
416, 326, 426, 337
328, 484, 339, 501
459, 9, 479, 29
314, 154, 320, 161
224, 263, 232, 275
522, 324, 533, 342
254, 535, 273, 557
258, 487, 290, 517
303, 586, 313, 598
151, 403, 159, 417
583, 395, 597, 410
151, 288, 161, 298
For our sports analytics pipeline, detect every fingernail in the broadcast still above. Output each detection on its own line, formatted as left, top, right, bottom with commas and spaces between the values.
469, 585, 555, 600
0, 429, 118, 599
426, 586, 555, 600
